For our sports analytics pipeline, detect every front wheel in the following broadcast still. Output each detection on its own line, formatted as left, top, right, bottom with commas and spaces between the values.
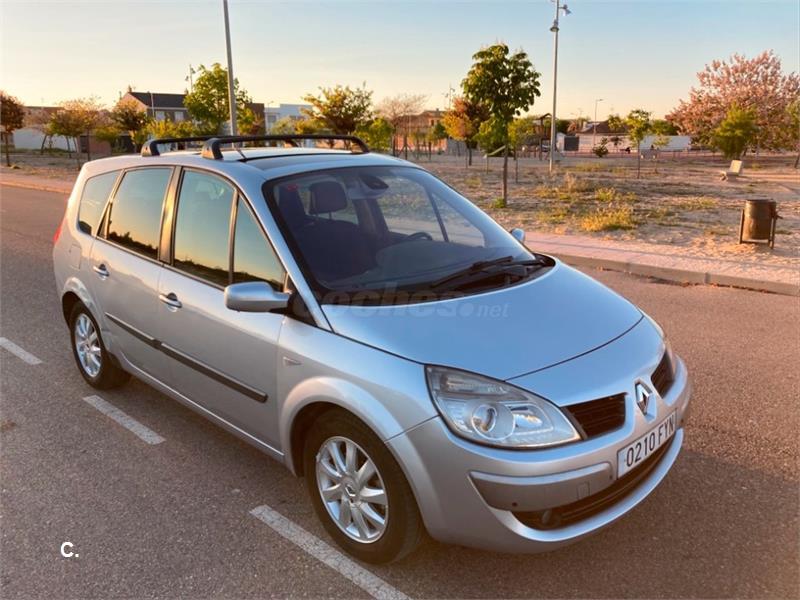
303, 410, 423, 564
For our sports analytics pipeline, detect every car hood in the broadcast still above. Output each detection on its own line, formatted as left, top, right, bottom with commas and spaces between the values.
321, 262, 643, 381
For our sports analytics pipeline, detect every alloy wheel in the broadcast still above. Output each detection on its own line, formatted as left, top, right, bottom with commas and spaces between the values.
315, 436, 388, 543
74, 313, 102, 378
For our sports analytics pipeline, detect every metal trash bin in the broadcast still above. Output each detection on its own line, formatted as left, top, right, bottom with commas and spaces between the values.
738, 199, 779, 248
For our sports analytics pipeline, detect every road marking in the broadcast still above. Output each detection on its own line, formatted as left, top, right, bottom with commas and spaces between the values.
82, 395, 165, 445
249, 504, 409, 600
0, 337, 43, 365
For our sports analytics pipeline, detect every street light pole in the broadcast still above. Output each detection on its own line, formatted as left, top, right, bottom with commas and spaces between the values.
222, 0, 237, 136
592, 98, 603, 150
548, 0, 570, 173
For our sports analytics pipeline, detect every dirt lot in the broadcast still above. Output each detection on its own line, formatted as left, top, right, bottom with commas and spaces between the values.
3, 149, 798, 268
418, 153, 800, 268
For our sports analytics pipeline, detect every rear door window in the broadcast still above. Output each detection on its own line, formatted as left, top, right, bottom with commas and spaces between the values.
172, 170, 235, 286
78, 170, 119, 235
105, 168, 172, 259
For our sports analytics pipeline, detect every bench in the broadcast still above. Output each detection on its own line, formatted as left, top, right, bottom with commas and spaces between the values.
720, 160, 743, 181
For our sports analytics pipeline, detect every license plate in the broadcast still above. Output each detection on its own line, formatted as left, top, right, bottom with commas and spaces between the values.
617, 412, 676, 477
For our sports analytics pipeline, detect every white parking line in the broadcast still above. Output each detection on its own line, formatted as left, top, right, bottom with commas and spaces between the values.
249, 505, 410, 600
82, 395, 165, 445
0, 337, 43, 365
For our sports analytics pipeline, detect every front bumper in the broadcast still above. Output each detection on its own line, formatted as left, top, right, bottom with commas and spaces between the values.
387, 352, 692, 554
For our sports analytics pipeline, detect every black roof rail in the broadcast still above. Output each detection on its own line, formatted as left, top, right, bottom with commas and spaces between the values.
200, 134, 370, 160
141, 136, 217, 157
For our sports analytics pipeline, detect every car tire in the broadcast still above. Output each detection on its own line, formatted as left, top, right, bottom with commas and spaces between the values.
68, 302, 130, 389
303, 409, 424, 564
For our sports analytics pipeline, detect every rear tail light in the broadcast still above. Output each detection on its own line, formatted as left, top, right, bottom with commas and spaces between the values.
53, 217, 65, 244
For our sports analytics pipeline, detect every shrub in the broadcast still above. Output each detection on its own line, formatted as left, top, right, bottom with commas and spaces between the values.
579, 206, 637, 231
594, 187, 637, 203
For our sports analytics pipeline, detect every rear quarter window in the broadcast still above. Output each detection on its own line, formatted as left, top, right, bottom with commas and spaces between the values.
78, 171, 119, 235
105, 168, 172, 259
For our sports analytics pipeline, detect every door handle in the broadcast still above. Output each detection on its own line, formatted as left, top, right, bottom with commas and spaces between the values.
159, 292, 182, 309
93, 264, 109, 279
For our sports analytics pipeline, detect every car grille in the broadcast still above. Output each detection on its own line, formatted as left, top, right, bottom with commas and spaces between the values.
565, 394, 626, 439
513, 436, 674, 530
651, 351, 674, 397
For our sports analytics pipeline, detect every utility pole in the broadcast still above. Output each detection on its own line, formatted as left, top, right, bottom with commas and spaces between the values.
186, 64, 195, 93
548, 0, 571, 173
222, 0, 237, 136
592, 98, 603, 150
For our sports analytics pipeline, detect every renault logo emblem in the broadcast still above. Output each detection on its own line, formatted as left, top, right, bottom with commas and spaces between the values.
635, 382, 652, 414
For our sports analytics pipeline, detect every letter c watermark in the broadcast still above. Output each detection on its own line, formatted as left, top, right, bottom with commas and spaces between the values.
60, 542, 78, 558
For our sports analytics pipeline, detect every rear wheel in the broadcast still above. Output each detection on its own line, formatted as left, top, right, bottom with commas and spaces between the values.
69, 303, 129, 389
303, 409, 423, 564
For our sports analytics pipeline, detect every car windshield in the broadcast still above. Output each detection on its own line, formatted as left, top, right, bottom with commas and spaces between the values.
264, 166, 549, 304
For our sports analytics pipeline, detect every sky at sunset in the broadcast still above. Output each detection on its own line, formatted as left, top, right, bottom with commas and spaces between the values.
1, 0, 798, 119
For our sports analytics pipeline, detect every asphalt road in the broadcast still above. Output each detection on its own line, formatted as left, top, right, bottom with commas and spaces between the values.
1, 184, 798, 599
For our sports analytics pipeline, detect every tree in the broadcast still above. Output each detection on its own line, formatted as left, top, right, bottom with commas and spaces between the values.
624, 109, 652, 179
355, 117, 393, 153
49, 106, 87, 166
183, 63, 252, 134
787, 99, 800, 168
428, 120, 448, 158
606, 113, 626, 133
442, 96, 488, 167
49, 98, 104, 165
508, 117, 538, 181
375, 93, 427, 156
237, 105, 264, 135
1, 92, 25, 167
667, 51, 800, 152
111, 97, 151, 150
295, 118, 324, 134
712, 104, 758, 160
462, 43, 541, 206
302, 84, 372, 135
93, 111, 122, 154
269, 116, 296, 135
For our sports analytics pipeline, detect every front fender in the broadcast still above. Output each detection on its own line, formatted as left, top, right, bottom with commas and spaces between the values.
280, 376, 408, 472
276, 320, 438, 474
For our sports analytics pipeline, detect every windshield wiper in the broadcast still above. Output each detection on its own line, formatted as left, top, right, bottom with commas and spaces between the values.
429, 256, 545, 292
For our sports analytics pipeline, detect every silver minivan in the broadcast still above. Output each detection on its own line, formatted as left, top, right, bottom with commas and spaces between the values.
54, 135, 691, 564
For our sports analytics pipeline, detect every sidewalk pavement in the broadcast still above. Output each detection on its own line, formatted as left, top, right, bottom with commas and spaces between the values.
1, 172, 796, 296
0, 172, 74, 194
527, 232, 799, 297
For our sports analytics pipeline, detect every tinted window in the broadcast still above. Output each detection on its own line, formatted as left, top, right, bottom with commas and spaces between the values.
233, 199, 285, 289
173, 171, 234, 286
78, 171, 118, 235
106, 168, 171, 259
267, 166, 537, 301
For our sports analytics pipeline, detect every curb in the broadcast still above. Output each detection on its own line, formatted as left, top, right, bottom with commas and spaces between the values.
552, 251, 800, 297
1, 179, 72, 194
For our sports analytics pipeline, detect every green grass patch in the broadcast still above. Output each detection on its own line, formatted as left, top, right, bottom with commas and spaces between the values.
579, 206, 637, 232
675, 196, 718, 210
594, 187, 637, 203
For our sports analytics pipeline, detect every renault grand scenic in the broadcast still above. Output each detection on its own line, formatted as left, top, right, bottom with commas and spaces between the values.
53, 135, 691, 563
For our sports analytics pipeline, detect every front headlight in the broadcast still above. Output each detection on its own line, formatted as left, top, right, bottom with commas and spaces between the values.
425, 366, 581, 449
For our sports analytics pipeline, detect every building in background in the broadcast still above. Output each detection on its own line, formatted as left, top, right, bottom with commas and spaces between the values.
121, 90, 264, 133
121, 91, 190, 122
264, 103, 313, 131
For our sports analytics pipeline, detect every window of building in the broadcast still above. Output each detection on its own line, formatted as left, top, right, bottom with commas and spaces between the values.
78, 170, 119, 235
172, 171, 234, 286
105, 168, 171, 259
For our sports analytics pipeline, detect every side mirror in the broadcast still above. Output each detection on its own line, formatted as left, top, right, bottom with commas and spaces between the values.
224, 281, 290, 312
510, 228, 526, 243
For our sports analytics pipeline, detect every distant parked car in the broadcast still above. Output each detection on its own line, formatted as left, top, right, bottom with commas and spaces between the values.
53, 134, 691, 563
